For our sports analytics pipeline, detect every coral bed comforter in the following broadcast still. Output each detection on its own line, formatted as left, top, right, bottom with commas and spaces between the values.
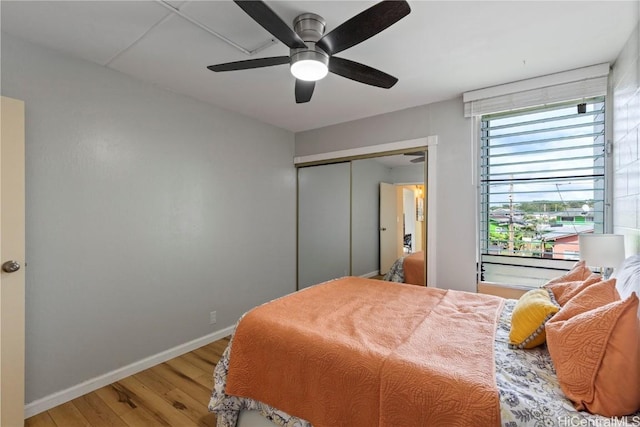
220, 277, 504, 427
383, 251, 424, 285
402, 250, 425, 285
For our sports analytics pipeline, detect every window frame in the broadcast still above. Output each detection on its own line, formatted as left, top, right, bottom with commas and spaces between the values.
477, 96, 611, 287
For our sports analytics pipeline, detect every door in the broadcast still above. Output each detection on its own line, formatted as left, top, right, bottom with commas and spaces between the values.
298, 163, 351, 289
1, 96, 26, 426
379, 182, 398, 274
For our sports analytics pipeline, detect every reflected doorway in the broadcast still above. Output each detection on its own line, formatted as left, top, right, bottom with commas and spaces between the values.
370, 152, 426, 277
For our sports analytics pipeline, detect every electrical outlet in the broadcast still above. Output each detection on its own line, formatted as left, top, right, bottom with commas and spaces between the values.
210, 311, 217, 325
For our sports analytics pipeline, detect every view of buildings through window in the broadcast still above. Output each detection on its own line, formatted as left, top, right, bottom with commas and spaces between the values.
480, 97, 606, 261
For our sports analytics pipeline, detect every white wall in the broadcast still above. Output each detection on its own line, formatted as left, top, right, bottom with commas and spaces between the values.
1, 34, 296, 404
402, 187, 417, 252
295, 99, 475, 292
612, 6, 640, 254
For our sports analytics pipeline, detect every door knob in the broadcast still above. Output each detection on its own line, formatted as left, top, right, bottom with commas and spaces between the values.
2, 260, 20, 273
380, 227, 387, 231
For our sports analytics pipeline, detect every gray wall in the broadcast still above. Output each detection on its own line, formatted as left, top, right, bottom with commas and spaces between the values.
351, 159, 391, 276
612, 8, 640, 254
1, 34, 296, 403
296, 99, 475, 292
390, 162, 425, 184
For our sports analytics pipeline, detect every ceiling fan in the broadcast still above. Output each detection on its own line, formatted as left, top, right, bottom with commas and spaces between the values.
404, 151, 425, 163
208, 0, 411, 103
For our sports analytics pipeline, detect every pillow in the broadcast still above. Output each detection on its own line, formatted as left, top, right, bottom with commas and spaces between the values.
544, 260, 593, 286
611, 254, 640, 300
546, 293, 640, 417
551, 278, 618, 323
544, 273, 601, 306
509, 288, 560, 349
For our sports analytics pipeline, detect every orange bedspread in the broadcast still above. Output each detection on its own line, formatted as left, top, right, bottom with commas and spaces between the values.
403, 250, 425, 285
225, 277, 504, 427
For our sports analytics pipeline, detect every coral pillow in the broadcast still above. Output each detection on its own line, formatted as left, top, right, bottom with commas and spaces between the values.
546, 293, 640, 417
545, 260, 593, 286
551, 278, 618, 323
544, 273, 601, 306
509, 288, 560, 349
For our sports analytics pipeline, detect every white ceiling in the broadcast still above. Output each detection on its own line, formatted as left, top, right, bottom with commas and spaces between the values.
1, 1, 636, 133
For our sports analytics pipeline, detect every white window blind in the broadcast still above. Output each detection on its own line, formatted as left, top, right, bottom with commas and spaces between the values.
479, 97, 607, 287
463, 63, 609, 117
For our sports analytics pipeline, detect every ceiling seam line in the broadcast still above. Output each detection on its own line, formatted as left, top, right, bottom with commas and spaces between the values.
154, 0, 277, 56
104, 9, 175, 67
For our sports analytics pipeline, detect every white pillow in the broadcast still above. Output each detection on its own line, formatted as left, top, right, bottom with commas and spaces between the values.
611, 254, 640, 300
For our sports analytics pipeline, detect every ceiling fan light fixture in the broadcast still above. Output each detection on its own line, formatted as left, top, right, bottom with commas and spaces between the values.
209, 1, 411, 102
290, 50, 329, 81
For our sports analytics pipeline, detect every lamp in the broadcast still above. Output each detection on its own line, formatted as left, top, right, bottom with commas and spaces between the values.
578, 234, 625, 279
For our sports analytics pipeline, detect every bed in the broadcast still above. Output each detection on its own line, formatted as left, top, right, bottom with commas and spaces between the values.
383, 250, 424, 285
209, 256, 640, 427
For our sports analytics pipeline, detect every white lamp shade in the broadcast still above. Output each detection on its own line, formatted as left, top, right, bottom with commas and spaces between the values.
579, 234, 625, 269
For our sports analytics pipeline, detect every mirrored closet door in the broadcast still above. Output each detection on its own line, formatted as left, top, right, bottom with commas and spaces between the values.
297, 162, 351, 289
297, 151, 426, 290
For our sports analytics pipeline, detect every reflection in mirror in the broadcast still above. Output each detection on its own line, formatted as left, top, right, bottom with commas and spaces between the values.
401, 184, 425, 254
351, 152, 426, 282
351, 158, 390, 277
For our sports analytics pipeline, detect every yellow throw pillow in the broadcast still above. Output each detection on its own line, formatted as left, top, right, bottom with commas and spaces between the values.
509, 288, 560, 349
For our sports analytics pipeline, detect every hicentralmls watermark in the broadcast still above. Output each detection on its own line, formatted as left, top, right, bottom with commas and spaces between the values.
558, 416, 640, 427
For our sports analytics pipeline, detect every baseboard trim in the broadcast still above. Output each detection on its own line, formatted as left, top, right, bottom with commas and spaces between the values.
360, 270, 381, 278
24, 325, 235, 418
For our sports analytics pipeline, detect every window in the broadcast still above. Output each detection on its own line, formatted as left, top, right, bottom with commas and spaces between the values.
479, 97, 606, 285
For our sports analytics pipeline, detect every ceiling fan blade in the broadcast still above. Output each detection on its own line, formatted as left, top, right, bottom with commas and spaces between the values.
328, 57, 398, 88
295, 80, 315, 104
208, 56, 290, 72
234, 1, 307, 49
410, 157, 425, 164
316, 0, 410, 55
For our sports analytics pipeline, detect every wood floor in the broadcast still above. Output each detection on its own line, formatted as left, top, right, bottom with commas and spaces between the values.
25, 336, 230, 427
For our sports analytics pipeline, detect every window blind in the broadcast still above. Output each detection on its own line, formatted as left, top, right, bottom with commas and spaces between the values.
463, 63, 609, 117
479, 97, 606, 286
465, 77, 607, 117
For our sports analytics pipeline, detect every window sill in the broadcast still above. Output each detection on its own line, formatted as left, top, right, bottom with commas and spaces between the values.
477, 281, 531, 299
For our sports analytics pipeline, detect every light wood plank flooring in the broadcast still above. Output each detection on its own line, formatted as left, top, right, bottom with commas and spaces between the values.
25, 336, 231, 427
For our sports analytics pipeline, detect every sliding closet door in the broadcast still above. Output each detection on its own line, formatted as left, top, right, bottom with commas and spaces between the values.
298, 163, 351, 289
